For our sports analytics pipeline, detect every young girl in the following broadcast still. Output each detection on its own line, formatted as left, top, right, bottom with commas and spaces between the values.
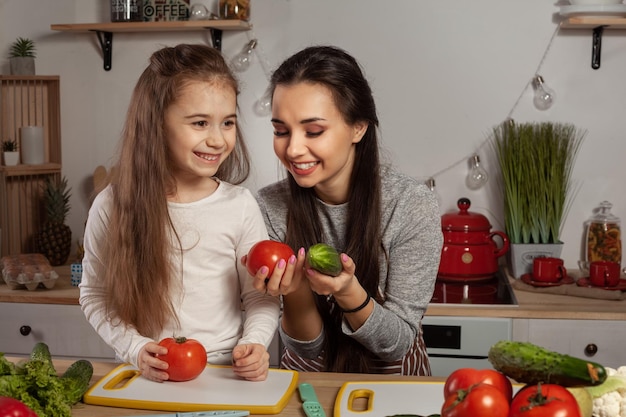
248, 46, 443, 375
80, 44, 279, 382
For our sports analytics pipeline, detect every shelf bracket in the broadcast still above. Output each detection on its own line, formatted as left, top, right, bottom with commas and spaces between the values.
210, 28, 223, 51
95, 30, 113, 71
591, 25, 606, 70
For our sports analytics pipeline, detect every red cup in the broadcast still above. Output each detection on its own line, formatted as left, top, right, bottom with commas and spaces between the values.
589, 261, 621, 287
532, 257, 567, 283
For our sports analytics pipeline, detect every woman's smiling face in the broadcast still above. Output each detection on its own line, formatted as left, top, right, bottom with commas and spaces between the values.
271, 82, 367, 205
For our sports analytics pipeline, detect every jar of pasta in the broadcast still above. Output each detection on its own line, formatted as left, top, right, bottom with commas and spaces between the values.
218, 0, 250, 20
580, 201, 622, 273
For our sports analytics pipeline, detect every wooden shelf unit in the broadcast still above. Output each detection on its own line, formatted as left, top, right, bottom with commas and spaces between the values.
0, 76, 62, 257
50, 20, 252, 71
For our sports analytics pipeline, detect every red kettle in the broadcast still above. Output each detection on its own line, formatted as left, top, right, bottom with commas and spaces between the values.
438, 198, 509, 282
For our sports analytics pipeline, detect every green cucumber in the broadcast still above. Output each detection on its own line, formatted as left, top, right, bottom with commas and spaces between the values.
306, 243, 342, 277
488, 340, 607, 387
60, 359, 94, 404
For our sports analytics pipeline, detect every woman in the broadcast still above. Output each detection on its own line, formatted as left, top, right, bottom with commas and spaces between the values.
249, 45, 442, 375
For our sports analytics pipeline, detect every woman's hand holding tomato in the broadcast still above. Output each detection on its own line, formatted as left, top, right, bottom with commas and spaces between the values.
242, 240, 306, 297
444, 368, 513, 402
509, 384, 582, 417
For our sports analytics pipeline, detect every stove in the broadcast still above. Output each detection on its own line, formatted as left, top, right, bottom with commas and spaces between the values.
429, 270, 518, 307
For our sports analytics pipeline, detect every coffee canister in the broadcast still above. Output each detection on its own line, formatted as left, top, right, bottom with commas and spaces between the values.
111, 0, 143, 22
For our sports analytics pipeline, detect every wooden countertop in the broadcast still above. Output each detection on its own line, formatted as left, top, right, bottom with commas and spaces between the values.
24, 358, 444, 417
2, 265, 626, 320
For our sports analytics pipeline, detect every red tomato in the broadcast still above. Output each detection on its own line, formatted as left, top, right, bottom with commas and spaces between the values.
246, 240, 295, 276
444, 368, 513, 402
441, 383, 509, 417
156, 337, 207, 382
0, 397, 38, 417
510, 384, 582, 417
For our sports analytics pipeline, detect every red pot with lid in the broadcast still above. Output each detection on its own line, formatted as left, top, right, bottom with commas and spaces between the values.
438, 197, 509, 282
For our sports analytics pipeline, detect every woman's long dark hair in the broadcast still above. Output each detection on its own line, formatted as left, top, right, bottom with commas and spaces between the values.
270, 46, 383, 372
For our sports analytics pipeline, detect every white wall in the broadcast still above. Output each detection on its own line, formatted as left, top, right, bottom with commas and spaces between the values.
2, 0, 626, 269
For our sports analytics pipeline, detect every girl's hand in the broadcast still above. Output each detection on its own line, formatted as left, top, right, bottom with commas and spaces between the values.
232, 343, 270, 381
137, 341, 169, 382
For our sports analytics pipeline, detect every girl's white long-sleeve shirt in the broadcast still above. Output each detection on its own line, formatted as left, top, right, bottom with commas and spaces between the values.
80, 181, 280, 367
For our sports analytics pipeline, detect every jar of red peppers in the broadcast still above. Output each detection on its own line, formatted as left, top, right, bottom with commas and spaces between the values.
580, 201, 622, 273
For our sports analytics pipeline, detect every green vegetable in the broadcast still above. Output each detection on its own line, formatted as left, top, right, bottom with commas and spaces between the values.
60, 359, 93, 404
29, 342, 53, 365
488, 340, 607, 387
0, 343, 93, 416
307, 243, 342, 276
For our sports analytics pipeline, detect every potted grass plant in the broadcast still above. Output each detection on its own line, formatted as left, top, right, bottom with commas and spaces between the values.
491, 120, 586, 277
9, 37, 36, 75
2, 139, 20, 166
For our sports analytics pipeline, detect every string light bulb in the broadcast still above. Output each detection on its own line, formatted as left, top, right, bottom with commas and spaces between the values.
253, 87, 272, 116
466, 154, 489, 190
532, 75, 556, 111
425, 177, 443, 212
230, 39, 257, 72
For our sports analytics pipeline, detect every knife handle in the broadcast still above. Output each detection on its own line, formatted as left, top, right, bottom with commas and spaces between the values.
299, 383, 326, 417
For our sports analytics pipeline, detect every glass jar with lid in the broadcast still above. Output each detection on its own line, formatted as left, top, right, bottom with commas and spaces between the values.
219, 0, 250, 20
580, 201, 622, 273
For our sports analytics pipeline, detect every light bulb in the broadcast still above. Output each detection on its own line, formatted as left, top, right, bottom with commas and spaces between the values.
466, 154, 489, 190
253, 89, 272, 116
189, 4, 209, 20
532, 75, 555, 111
425, 177, 443, 212
230, 39, 257, 72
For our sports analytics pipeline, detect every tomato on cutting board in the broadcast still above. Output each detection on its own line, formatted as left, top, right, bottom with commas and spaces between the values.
443, 368, 513, 402
156, 336, 207, 382
509, 384, 582, 417
0, 397, 38, 417
246, 240, 294, 276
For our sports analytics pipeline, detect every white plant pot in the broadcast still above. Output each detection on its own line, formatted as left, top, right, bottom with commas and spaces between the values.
3, 151, 20, 166
507, 242, 564, 278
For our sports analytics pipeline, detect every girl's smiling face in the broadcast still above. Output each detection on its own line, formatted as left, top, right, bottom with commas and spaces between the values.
164, 80, 237, 198
271, 82, 367, 205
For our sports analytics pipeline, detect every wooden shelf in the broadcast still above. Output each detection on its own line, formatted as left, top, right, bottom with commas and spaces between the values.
50, 19, 251, 33
50, 20, 252, 71
0, 163, 61, 177
560, 16, 626, 30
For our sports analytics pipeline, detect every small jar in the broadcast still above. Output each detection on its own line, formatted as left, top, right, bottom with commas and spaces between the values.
111, 0, 143, 22
580, 201, 622, 273
219, 0, 250, 20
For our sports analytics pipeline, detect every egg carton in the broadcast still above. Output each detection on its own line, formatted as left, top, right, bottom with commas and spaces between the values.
1, 254, 59, 291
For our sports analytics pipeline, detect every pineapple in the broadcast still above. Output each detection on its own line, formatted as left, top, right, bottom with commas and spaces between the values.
35, 176, 72, 266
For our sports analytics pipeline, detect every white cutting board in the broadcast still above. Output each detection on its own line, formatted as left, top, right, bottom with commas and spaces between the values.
334, 381, 445, 417
83, 363, 298, 414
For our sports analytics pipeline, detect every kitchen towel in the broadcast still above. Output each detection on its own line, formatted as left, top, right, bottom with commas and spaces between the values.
511, 278, 625, 300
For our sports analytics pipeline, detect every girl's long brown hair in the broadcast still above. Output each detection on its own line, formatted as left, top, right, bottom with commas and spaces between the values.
270, 46, 383, 373
102, 44, 251, 338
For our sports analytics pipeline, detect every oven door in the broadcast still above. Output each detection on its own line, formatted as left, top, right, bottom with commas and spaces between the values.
422, 316, 512, 377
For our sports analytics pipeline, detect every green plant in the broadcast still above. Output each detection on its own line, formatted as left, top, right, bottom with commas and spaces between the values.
2, 139, 18, 152
491, 120, 585, 244
9, 37, 36, 58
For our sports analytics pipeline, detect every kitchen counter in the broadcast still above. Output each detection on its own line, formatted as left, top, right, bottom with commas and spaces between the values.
16, 357, 444, 417
1, 265, 626, 320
